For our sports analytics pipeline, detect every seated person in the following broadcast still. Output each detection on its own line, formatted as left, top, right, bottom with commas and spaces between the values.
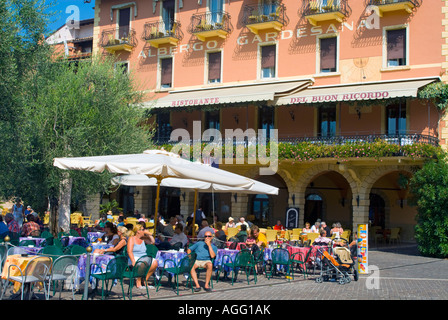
213, 222, 227, 249
250, 225, 267, 248
187, 231, 217, 292
302, 222, 312, 233
155, 234, 172, 250
94, 226, 128, 255
169, 224, 189, 249
312, 230, 332, 246
197, 219, 215, 239
234, 224, 248, 242
273, 220, 284, 231
95, 214, 108, 229
103, 222, 120, 246
21, 214, 41, 237
127, 224, 158, 289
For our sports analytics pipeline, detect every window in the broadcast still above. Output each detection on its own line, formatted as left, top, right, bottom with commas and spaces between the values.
259, 106, 275, 140
205, 110, 220, 131
118, 7, 131, 39
386, 103, 406, 135
320, 37, 337, 73
261, 45, 276, 79
160, 58, 173, 89
318, 105, 336, 137
156, 112, 172, 142
162, 0, 175, 32
210, 0, 224, 24
262, 0, 277, 16
115, 61, 129, 75
208, 52, 221, 83
386, 28, 407, 67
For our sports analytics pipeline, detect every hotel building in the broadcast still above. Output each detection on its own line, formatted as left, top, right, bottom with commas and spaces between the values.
86, 0, 446, 241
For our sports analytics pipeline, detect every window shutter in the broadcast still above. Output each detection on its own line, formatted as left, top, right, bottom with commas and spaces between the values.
387, 29, 406, 60
208, 52, 221, 81
161, 58, 172, 86
320, 37, 337, 70
261, 45, 276, 69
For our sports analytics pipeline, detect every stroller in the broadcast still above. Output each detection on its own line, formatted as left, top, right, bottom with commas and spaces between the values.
314, 239, 358, 285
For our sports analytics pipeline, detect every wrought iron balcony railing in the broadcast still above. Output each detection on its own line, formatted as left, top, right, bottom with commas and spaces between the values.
154, 133, 439, 148
142, 20, 182, 43
243, 2, 287, 28
303, 0, 351, 17
367, 0, 421, 15
190, 11, 231, 39
100, 27, 137, 53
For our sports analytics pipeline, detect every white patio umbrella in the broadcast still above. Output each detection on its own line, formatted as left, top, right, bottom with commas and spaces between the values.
111, 174, 279, 238
53, 149, 255, 234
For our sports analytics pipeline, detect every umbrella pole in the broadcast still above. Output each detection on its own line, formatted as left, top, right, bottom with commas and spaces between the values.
154, 176, 162, 235
192, 189, 198, 240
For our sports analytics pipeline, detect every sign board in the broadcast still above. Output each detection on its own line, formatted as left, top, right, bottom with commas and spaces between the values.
285, 207, 299, 229
357, 224, 368, 274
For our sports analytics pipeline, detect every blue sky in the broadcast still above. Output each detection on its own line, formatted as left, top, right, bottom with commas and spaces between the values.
46, 0, 96, 33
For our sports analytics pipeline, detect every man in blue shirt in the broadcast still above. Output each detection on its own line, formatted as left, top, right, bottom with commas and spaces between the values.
187, 231, 217, 292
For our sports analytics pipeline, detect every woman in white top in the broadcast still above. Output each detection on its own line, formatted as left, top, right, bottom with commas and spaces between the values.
225, 217, 236, 230
127, 224, 158, 289
302, 222, 312, 233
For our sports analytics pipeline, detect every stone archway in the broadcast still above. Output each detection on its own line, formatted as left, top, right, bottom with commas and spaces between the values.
294, 163, 360, 230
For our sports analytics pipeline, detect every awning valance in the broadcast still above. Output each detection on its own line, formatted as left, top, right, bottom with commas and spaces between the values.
275, 77, 439, 106
145, 79, 313, 109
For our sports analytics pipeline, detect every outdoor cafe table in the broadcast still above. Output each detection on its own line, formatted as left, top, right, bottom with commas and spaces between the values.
89, 242, 114, 251
1, 254, 49, 297
214, 248, 239, 272
287, 245, 329, 263
19, 237, 46, 247
76, 253, 115, 289
87, 232, 104, 243
11, 246, 42, 255
61, 236, 89, 247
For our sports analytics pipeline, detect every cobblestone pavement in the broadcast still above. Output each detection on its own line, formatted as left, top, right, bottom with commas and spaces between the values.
2, 243, 447, 302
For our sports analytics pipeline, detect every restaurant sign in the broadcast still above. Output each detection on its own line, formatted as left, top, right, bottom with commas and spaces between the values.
170, 97, 220, 107
288, 90, 391, 104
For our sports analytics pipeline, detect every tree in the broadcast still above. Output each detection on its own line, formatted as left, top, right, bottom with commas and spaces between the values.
409, 158, 448, 258
22, 56, 153, 231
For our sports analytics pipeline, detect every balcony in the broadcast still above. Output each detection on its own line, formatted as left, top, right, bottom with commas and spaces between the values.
100, 28, 137, 54
243, 2, 287, 35
143, 20, 182, 48
368, 0, 421, 17
190, 11, 231, 41
303, 0, 351, 26
153, 133, 439, 161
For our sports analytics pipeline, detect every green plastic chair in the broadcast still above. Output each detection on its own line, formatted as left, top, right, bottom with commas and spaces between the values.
216, 249, 257, 285
90, 256, 128, 300
41, 230, 53, 239
291, 247, 314, 279
122, 255, 153, 300
53, 238, 63, 248
70, 245, 87, 256
146, 244, 158, 258
267, 248, 294, 281
155, 253, 197, 295
69, 229, 80, 237
40, 245, 64, 259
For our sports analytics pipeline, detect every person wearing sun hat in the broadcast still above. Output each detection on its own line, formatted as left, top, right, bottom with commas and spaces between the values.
225, 216, 236, 230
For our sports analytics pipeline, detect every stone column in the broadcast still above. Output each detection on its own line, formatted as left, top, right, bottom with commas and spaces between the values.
352, 193, 370, 236
231, 193, 249, 220
85, 193, 101, 221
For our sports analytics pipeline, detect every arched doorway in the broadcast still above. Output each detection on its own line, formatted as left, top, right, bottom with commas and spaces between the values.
369, 193, 386, 229
304, 194, 323, 225
247, 173, 289, 227
304, 171, 353, 229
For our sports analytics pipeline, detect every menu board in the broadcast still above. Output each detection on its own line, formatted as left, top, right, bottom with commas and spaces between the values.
285, 208, 299, 229
357, 224, 368, 274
